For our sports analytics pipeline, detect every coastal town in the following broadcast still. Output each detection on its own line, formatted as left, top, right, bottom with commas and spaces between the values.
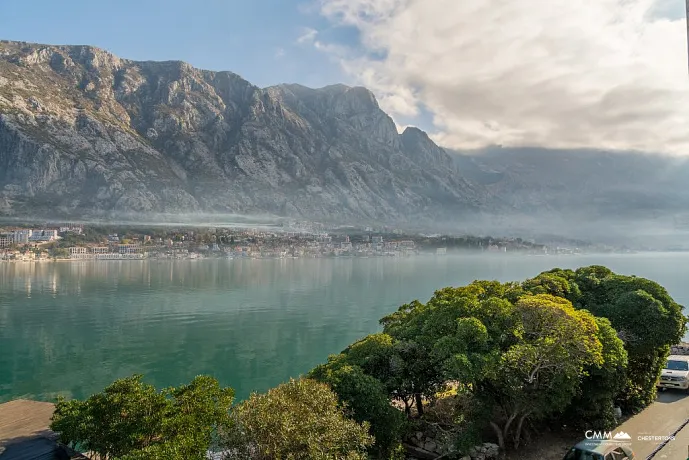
0, 222, 589, 262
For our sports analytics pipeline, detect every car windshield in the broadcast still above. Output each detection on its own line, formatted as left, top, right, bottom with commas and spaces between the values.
666, 360, 689, 371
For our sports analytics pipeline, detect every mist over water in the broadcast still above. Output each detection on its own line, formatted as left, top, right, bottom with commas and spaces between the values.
1, 252, 687, 403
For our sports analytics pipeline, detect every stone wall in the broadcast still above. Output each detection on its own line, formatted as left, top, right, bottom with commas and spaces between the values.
405, 433, 500, 460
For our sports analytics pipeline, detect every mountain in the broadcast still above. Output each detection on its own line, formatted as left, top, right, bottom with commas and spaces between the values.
451, 147, 689, 246
0, 40, 486, 226
452, 147, 689, 219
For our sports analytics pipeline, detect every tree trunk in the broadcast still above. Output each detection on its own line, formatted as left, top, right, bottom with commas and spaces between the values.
403, 399, 411, 417
415, 393, 424, 416
502, 411, 518, 444
490, 421, 505, 450
513, 413, 529, 449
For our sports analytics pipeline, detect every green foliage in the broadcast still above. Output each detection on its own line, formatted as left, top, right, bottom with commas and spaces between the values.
522, 272, 581, 301
51, 247, 71, 259
50, 374, 234, 460
480, 295, 603, 448
564, 317, 628, 430
569, 267, 687, 411
309, 361, 405, 457
318, 267, 682, 451
222, 378, 373, 460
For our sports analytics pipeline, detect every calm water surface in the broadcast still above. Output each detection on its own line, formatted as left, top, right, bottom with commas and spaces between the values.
1, 253, 688, 402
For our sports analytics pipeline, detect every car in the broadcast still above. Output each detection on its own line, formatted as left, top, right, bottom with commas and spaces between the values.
657, 355, 689, 392
562, 440, 635, 460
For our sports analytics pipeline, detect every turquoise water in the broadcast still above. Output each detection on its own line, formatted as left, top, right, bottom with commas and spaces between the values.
1, 253, 687, 402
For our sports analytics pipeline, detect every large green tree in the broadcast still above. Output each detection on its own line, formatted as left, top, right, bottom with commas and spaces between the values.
222, 378, 373, 460
50, 375, 234, 460
563, 317, 628, 430
480, 294, 603, 449
542, 266, 687, 410
309, 360, 406, 457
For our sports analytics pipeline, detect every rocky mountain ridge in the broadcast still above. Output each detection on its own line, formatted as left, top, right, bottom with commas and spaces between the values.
0, 40, 487, 225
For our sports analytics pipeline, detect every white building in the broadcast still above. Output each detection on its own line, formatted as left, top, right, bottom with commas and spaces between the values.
118, 244, 143, 254
69, 247, 91, 259
60, 225, 83, 235
11, 229, 32, 244
28, 229, 58, 242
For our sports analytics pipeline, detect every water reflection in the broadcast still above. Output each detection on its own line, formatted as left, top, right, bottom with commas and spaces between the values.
0, 254, 687, 403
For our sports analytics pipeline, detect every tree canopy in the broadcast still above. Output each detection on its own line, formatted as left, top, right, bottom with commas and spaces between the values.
50, 375, 234, 460
221, 378, 373, 460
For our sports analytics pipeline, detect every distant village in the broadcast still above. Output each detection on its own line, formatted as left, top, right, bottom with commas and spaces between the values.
0, 222, 599, 262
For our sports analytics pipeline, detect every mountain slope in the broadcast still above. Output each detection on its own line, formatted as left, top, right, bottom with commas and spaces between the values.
450, 147, 689, 246
452, 147, 689, 218
0, 40, 485, 224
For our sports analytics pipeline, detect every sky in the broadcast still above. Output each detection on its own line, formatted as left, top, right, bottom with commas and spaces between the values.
2, 0, 689, 155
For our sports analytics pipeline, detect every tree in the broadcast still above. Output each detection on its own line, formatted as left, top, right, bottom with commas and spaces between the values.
482, 295, 603, 449
564, 317, 628, 430
50, 375, 234, 460
309, 361, 406, 457
340, 333, 444, 418
522, 271, 581, 301
570, 268, 687, 410
222, 378, 373, 459
52, 247, 70, 259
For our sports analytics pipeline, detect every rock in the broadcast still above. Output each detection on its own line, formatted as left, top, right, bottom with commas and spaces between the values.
423, 440, 437, 453
483, 442, 500, 459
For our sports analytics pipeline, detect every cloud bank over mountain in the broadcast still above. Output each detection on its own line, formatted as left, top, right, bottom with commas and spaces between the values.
310, 0, 689, 155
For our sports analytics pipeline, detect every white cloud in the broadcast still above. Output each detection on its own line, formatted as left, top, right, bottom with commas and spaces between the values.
275, 48, 286, 58
296, 27, 319, 44
316, 0, 689, 155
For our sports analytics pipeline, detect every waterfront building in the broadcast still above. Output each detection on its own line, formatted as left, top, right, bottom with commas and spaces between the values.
69, 247, 91, 259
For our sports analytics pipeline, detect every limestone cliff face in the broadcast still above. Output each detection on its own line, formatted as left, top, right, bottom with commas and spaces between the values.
0, 40, 485, 223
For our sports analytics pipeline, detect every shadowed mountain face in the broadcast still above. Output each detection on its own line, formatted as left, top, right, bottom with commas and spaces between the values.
452, 147, 689, 218
0, 41, 486, 225
451, 147, 689, 246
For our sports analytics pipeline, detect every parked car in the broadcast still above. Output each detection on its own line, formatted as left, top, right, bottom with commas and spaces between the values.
562, 440, 635, 460
657, 355, 689, 392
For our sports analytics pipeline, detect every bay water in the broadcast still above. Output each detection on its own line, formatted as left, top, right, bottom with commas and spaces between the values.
1, 253, 687, 403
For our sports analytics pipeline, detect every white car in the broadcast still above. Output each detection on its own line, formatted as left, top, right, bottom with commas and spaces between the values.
657, 355, 689, 391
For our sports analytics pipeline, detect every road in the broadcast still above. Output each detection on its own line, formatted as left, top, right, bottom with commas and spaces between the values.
614, 389, 689, 459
